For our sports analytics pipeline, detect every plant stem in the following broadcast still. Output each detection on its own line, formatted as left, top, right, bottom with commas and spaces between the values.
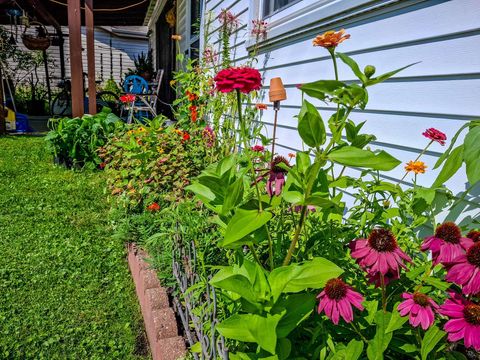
400, 140, 433, 181
350, 323, 368, 343
380, 273, 387, 314
283, 204, 307, 266
329, 48, 339, 81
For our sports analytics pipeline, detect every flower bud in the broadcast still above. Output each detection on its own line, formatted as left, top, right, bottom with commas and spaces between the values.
364, 65, 376, 78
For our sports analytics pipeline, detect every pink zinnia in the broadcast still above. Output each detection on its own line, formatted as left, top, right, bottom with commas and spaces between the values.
350, 228, 412, 279
421, 222, 473, 266
446, 242, 480, 295
439, 292, 480, 351
398, 292, 439, 330
422, 128, 447, 146
317, 278, 364, 325
251, 144, 265, 152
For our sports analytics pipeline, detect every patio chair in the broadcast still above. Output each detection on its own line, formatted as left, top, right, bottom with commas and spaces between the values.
130, 69, 164, 119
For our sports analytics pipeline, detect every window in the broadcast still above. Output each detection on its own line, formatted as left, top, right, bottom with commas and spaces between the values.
187, 0, 201, 59
263, 0, 300, 17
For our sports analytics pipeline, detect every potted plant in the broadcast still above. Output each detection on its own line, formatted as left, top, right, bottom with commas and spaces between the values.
127, 50, 154, 81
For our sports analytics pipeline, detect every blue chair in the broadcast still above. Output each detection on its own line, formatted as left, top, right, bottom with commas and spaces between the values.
123, 75, 149, 94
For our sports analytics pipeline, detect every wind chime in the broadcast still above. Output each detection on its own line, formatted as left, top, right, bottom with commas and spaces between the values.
6, 8, 22, 45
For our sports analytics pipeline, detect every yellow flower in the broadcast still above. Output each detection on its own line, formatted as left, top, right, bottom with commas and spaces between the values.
405, 160, 427, 174
313, 29, 350, 48
157, 146, 164, 154
171, 34, 182, 41
170, 79, 176, 87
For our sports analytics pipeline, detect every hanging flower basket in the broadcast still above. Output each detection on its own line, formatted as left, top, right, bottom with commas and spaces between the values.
22, 22, 50, 51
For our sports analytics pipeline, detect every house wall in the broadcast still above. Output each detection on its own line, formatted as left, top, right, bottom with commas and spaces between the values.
199, 0, 480, 218
3, 25, 148, 88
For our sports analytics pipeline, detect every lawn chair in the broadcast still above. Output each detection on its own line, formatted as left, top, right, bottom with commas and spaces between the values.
131, 70, 164, 120
120, 75, 148, 123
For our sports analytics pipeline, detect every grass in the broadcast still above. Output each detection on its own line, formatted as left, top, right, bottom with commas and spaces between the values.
0, 136, 147, 359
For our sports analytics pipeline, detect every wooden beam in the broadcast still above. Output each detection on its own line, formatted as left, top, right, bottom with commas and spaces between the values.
85, 0, 96, 114
67, 0, 84, 117
0, 66, 6, 135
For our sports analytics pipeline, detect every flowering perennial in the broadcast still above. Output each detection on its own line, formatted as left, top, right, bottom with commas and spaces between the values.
446, 242, 480, 295
422, 128, 447, 145
313, 29, 350, 48
214, 67, 262, 94
405, 160, 427, 174
398, 292, 439, 330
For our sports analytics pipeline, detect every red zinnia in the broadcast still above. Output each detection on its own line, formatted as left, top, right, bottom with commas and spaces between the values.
251, 144, 265, 152
422, 128, 447, 146
398, 292, 439, 330
446, 242, 480, 295
214, 67, 262, 94
186, 90, 198, 101
147, 202, 160, 212
317, 278, 364, 325
350, 228, 412, 280
439, 292, 480, 351
183, 133, 190, 141
189, 105, 198, 122
421, 222, 473, 266
120, 94, 136, 103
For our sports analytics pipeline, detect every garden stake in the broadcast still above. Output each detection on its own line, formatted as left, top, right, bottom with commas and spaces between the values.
268, 77, 287, 162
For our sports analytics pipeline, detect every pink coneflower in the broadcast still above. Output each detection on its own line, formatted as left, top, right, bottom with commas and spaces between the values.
251, 19, 268, 39
446, 242, 480, 295
398, 292, 439, 330
266, 155, 289, 197
439, 292, 480, 351
467, 230, 480, 243
251, 144, 265, 152
350, 228, 412, 279
422, 128, 447, 146
421, 222, 473, 266
317, 278, 364, 325
366, 271, 399, 288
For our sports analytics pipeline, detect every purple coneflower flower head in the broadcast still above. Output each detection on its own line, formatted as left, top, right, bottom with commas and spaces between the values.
317, 278, 364, 325
266, 156, 289, 197
439, 292, 480, 351
398, 292, 439, 330
350, 228, 412, 279
421, 222, 473, 266
467, 230, 480, 243
446, 242, 480, 295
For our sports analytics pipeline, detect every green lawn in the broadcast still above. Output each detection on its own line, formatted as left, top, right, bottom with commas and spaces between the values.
0, 136, 147, 359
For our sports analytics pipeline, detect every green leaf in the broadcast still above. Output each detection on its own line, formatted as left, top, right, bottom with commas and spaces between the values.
336, 53, 367, 84
432, 145, 464, 188
328, 146, 401, 171
222, 176, 244, 214
434, 122, 471, 169
421, 325, 446, 360
271, 293, 316, 338
209, 267, 260, 305
424, 276, 450, 291
298, 100, 326, 147
216, 313, 283, 354
190, 341, 202, 353
463, 126, 480, 185
185, 182, 216, 202
367, 311, 393, 360
385, 306, 408, 333
222, 209, 273, 247
268, 258, 343, 302
365, 62, 419, 87
305, 194, 338, 208
282, 191, 303, 204
345, 339, 364, 360
299, 80, 346, 100
364, 300, 379, 325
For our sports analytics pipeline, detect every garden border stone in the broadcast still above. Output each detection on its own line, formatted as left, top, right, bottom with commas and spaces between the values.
127, 243, 186, 360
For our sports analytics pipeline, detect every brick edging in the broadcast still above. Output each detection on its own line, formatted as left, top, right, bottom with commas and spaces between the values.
127, 243, 187, 360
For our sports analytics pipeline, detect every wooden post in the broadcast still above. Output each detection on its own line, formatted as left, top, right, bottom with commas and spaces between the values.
67, 0, 84, 117
85, 0, 96, 114
0, 66, 6, 134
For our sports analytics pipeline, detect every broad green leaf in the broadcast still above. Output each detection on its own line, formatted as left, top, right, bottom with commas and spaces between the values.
345, 339, 364, 360
271, 293, 316, 338
328, 146, 401, 171
298, 100, 326, 147
222, 176, 244, 214
299, 80, 346, 100
185, 182, 215, 202
365, 62, 419, 87
190, 341, 202, 353
424, 276, 450, 291
216, 313, 283, 354
223, 209, 273, 247
305, 194, 338, 208
421, 325, 446, 360
385, 306, 408, 333
209, 267, 260, 305
432, 145, 463, 188
268, 258, 343, 302
296, 151, 311, 175
463, 126, 480, 185
282, 190, 303, 204
434, 122, 471, 169
337, 53, 367, 83
276, 338, 292, 360
367, 311, 393, 360
364, 300, 378, 325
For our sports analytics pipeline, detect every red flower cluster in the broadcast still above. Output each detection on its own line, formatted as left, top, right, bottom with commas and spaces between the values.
182, 132, 190, 141
147, 202, 160, 212
185, 90, 198, 101
189, 105, 198, 122
251, 144, 265, 152
422, 128, 447, 145
119, 94, 136, 103
214, 67, 262, 94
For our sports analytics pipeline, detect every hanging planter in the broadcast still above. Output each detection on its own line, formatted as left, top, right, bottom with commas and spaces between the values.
22, 22, 50, 51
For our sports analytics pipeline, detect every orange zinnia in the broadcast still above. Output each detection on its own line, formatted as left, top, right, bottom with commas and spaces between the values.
313, 29, 350, 48
405, 160, 427, 174
255, 103, 267, 110
171, 34, 182, 41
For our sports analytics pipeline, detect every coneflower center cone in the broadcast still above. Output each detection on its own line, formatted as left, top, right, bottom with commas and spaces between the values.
435, 222, 461, 244
368, 228, 397, 252
324, 278, 348, 300
467, 230, 480, 243
466, 243, 480, 267
413, 292, 431, 307
463, 304, 480, 325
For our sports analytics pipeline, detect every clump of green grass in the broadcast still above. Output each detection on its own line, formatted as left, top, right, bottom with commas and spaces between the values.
0, 136, 147, 359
